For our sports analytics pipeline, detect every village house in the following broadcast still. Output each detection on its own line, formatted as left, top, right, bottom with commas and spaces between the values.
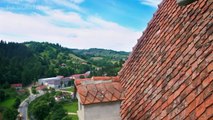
11, 83, 22, 90
118, 0, 212, 119
70, 71, 90, 79
75, 76, 125, 120
36, 85, 47, 91
38, 76, 71, 89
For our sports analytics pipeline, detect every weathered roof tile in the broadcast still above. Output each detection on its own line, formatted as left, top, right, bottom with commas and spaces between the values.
75, 76, 125, 105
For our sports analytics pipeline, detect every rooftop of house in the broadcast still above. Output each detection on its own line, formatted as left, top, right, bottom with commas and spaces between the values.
39, 76, 63, 81
36, 85, 47, 90
75, 76, 125, 105
70, 71, 90, 79
61, 77, 71, 82
118, 0, 212, 119
11, 83, 22, 87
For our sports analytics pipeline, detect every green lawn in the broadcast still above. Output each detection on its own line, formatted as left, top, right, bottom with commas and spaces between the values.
0, 98, 16, 109
62, 100, 78, 113
63, 87, 74, 92
68, 115, 78, 120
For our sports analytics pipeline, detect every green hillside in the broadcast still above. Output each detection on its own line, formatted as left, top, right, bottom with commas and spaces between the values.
0, 41, 129, 86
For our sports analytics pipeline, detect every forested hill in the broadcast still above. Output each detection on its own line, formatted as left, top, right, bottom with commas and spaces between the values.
0, 41, 129, 86
71, 48, 128, 61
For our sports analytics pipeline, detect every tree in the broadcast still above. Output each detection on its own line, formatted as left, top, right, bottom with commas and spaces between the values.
2, 82, 10, 89
13, 97, 21, 109
31, 87, 36, 94
79, 75, 85, 79
2, 108, 18, 120
31, 101, 50, 120
48, 104, 66, 120
68, 79, 74, 86
0, 90, 5, 102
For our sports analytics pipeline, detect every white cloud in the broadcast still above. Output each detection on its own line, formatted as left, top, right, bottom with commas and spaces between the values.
2, 0, 36, 4
52, 0, 84, 12
140, 0, 162, 7
70, 0, 84, 4
0, 9, 141, 51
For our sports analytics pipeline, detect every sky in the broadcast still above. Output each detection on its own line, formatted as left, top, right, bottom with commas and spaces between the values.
0, 0, 162, 51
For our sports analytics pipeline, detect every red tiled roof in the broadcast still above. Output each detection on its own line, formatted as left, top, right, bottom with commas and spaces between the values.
11, 84, 22, 87
71, 73, 89, 79
119, 0, 212, 120
36, 85, 47, 90
75, 78, 91, 86
92, 76, 119, 82
75, 76, 125, 105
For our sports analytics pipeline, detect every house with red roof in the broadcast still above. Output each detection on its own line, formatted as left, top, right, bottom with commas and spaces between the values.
70, 71, 90, 79
11, 83, 22, 90
75, 76, 125, 120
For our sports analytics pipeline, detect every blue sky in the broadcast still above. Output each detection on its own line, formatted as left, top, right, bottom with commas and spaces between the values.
0, 0, 162, 51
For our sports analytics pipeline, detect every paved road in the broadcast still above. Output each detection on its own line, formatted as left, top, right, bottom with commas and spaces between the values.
18, 89, 44, 120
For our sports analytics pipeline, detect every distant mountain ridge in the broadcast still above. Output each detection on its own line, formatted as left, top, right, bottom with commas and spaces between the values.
71, 48, 129, 60
0, 41, 129, 86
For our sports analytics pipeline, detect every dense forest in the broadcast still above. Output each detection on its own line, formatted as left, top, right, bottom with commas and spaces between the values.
0, 41, 129, 86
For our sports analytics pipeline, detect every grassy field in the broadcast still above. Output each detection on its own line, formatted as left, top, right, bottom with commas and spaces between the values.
69, 115, 78, 120
63, 87, 74, 92
0, 88, 29, 111
0, 98, 16, 109
62, 100, 78, 113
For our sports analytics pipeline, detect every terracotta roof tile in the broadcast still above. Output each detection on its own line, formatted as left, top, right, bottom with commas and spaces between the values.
11, 83, 22, 87
95, 91, 105, 101
76, 76, 125, 105
75, 78, 91, 86
104, 91, 113, 101
93, 97, 101, 103
104, 82, 115, 94
77, 85, 88, 97
85, 92, 95, 103
78, 94, 86, 104
112, 82, 124, 93
86, 84, 97, 97
118, 0, 212, 119
92, 76, 120, 82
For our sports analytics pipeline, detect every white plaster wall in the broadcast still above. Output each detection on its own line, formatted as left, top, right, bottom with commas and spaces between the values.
83, 101, 121, 120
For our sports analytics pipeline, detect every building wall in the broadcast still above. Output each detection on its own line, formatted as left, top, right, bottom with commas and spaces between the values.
77, 94, 85, 120
77, 99, 121, 120
84, 101, 121, 120
119, 0, 212, 120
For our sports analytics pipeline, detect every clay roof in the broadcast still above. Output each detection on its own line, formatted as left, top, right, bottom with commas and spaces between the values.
75, 76, 125, 105
119, 0, 212, 120
75, 78, 91, 86
91, 76, 119, 82
36, 85, 46, 90
71, 73, 89, 79
11, 84, 22, 87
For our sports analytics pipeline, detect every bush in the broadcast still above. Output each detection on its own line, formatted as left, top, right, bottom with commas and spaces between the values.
29, 93, 67, 120
0, 90, 5, 102
31, 87, 36, 94
2, 108, 18, 120
13, 98, 21, 109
